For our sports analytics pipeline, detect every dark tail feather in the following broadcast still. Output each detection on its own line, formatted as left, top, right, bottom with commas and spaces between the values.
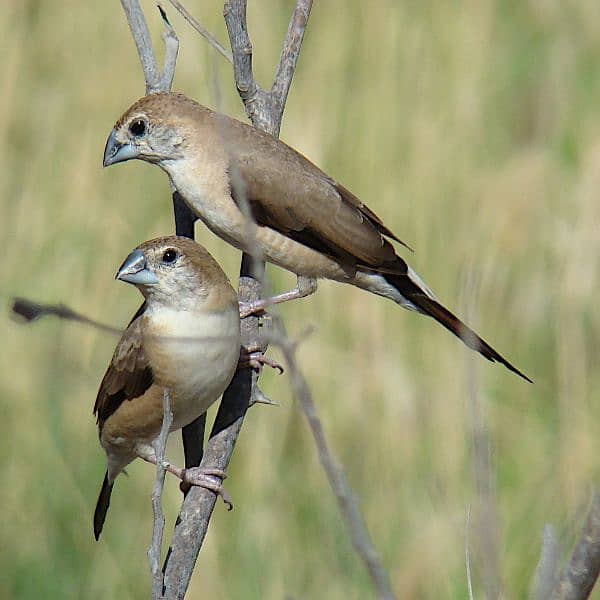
94, 472, 114, 541
386, 272, 532, 383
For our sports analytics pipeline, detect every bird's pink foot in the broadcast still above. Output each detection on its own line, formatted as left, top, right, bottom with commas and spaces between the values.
238, 346, 284, 374
143, 454, 233, 509
238, 276, 318, 318
180, 467, 232, 509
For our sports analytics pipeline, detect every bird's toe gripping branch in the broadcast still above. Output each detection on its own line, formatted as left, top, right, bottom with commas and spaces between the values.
179, 467, 233, 510
141, 452, 232, 509
239, 345, 284, 374
238, 276, 318, 318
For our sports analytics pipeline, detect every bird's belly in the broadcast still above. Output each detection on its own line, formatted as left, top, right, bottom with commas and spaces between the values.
167, 344, 238, 430
148, 309, 241, 429
182, 188, 351, 282
177, 180, 251, 250
101, 308, 241, 461
257, 227, 351, 280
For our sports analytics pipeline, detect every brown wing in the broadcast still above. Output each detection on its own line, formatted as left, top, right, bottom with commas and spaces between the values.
332, 182, 413, 252
93, 306, 153, 430
224, 116, 411, 273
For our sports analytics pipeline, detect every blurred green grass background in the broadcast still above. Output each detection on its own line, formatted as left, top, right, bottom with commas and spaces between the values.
2, 0, 600, 598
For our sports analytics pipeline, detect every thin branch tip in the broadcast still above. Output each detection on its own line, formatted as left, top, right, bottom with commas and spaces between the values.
157, 3, 170, 24
11, 297, 42, 323
251, 387, 279, 407
148, 389, 172, 597
165, 0, 233, 64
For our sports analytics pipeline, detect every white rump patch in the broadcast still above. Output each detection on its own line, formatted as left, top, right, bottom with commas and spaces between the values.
354, 267, 437, 313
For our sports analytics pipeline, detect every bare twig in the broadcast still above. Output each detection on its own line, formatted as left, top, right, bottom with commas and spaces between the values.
532, 524, 561, 600
120, 0, 158, 93
158, 5, 179, 91
161, 257, 265, 596
119, 1, 178, 94
269, 323, 395, 600
149, 389, 174, 599
270, 0, 313, 134
223, 0, 268, 129
223, 0, 312, 136
550, 493, 600, 600
463, 272, 502, 598
250, 385, 278, 406
11, 297, 123, 336
10, 297, 240, 344
165, 0, 233, 63
465, 505, 475, 600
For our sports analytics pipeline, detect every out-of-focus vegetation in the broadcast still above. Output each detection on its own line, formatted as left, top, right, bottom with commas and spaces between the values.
2, 1, 600, 598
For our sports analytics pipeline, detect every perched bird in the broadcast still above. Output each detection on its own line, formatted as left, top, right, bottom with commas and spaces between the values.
93, 236, 241, 540
104, 92, 530, 382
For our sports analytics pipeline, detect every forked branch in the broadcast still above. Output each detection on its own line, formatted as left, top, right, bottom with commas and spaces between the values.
119, 0, 178, 94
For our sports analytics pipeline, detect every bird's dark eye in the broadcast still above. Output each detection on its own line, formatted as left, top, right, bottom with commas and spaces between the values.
162, 249, 177, 264
129, 119, 147, 137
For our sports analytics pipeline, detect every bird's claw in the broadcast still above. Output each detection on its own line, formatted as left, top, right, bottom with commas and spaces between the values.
180, 467, 233, 510
239, 348, 284, 374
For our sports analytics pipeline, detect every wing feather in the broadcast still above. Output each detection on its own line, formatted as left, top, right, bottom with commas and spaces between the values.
93, 306, 153, 429
224, 117, 411, 272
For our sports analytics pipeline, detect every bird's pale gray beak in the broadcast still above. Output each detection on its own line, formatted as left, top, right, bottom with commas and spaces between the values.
103, 129, 139, 167
116, 249, 159, 285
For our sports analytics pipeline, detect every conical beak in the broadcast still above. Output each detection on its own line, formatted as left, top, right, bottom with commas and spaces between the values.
103, 129, 139, 167
115, 249, 159, 285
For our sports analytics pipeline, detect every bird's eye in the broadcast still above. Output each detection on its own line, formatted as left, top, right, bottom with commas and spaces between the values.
162, 249, 178, 264
129, 119, 147, 137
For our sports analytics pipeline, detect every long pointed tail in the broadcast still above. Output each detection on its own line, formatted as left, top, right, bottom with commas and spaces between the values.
385, 268, 532, 383
94, 472, 114, 541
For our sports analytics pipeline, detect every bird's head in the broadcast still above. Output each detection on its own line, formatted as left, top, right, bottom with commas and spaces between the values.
103, 93, 207, 169
116, 236, 236, 310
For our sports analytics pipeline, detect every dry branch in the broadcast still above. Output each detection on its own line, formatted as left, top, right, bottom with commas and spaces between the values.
532, 524, 561, 600
119, 0, 178, 93
158, 6, 179, 91
149, 389, 174, 598
165, 0, 233, 63
550, 493, 600, 600
270, 323, 396, 600
463, 275, 502, 598
11, 297, 122, 336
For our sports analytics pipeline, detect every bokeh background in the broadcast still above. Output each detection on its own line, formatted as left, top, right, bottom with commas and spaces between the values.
3, 1, 600, 598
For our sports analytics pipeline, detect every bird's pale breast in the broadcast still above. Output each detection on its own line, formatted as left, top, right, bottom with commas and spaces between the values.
169, 159, 355, 282
145, 305, 241, 429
